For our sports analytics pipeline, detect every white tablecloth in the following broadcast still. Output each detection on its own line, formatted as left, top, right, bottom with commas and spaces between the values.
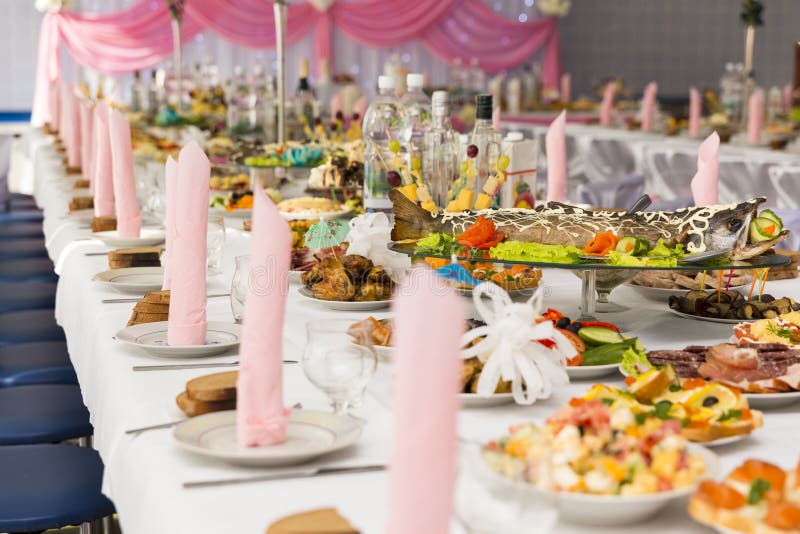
25, 128, 800, 534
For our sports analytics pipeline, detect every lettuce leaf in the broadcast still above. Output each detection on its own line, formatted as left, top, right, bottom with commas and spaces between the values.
414, 233, 459, 256
489, 241, 582, 264
620, 348, 653, 377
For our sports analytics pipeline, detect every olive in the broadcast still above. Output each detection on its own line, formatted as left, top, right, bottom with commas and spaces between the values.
556, 317, 570, 329
566, 322, 582, 334
702, 396, 719, 407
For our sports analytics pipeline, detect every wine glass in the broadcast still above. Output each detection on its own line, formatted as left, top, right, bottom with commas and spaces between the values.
230, 255, 250, 323
302, 319, 378, 415
207, 215, 226, 275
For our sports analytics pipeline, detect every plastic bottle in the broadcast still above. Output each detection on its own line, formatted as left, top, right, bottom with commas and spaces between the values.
362, 75, 410, 213
424, 91, 460, 209
400, 73, 431, 174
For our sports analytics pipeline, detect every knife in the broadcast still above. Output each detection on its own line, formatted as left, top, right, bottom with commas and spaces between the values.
183, 464, 386, 489
131, 360, 298, 371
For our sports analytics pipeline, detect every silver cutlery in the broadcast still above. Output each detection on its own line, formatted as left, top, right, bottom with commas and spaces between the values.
183, 464, 386, 489
131, 360, 298, 371
84, 252, 110, 256
102, 293, 230, 304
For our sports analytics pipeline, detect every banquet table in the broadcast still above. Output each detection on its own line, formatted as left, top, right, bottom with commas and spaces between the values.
24, 127, 800, 533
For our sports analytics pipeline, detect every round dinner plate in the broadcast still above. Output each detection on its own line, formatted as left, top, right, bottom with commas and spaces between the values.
459, 393, 515, 408
93, 267, 164, 294
279, 206, 351, 221
743, 391, 800, 409
210, 207, 252, 219
481, 443, 718, 526
624, 283, 748, 302
566, 363, 621, 380
668, 308, 755, 325
701, 434, 749, 448
297, 287, 391, 311
91, 228, 166, 248
454, 286, 538, 299
114, 321, 242, 358
172, 409, 363, 466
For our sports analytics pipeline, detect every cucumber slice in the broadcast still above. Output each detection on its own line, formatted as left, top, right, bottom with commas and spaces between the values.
758, 209, 783, 231
578, 326, 625, 346
615, 236, 638, 255
749, 217, 780, 243
633, 238, 651, 256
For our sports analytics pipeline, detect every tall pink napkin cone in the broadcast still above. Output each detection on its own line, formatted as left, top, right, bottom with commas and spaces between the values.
167, 141, 209, 346
387, 267, 465, 534
560, 73, 571, 104
492, 105, 501, 131
599, 82, 615, 126
546, 110, 567, 202
690, 131, 720, 206
640, 82, 658, 132
689, 87, 701, 138
58, 84, 68, 143
236, 186, 292, 447
161, 156, 177, 291
108, 109, 142, 238
330, 92, 343, 123
79, 101, 94, 188
49, 81, 60, 132
92, 102, 115, 217
65, 91, 81, 168
783, 84, 793, 113
747, 89, 764, 145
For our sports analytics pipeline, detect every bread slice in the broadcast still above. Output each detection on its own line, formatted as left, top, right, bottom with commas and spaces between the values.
108, 247, 162, 269
126, 311, 169, 326
74, 179, 91, 189
186, 371, 238, 402
176, 391, 235, 417
69, 196, 94, 212
133, 301, 170, 314
91, 216, 117, 233
266, 509, 359, 534
243, 220, 252, 232
141, 290, 170, 304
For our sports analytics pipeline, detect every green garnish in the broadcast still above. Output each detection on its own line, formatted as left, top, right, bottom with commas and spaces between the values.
634, 412, 648, 425
669, 383, 682, 392
601, 398, 614, 406
718, 409, 743, 422
413, 233, 460, 256
767, 323, 797, 341
747, 478, 771, 505
489, 241, 582, 264
652, 400, 673, 420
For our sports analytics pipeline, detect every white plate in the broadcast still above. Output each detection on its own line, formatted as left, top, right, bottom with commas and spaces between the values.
173, 409, 363, 466
210, 207, 252, 219
668, 308, 755, 324
743, 391, 800, 409
455, 285, 538, 299
625, 283, 748, 302
114, 321, 242, 358
482, 443, 718, 526
566, 363, 621, 380
91, 227, 166, 248
460, 393, 515, 408
288, 270, 306, 284
280, 206, 351, 221
297, 287, 391, 311
701, 434, 749, 448
93, 267, 164, 294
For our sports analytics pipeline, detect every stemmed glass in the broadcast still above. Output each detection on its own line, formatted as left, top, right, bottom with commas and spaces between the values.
230, 254, 249, 323
207, 215, 226, 275
302, 319, 378, 415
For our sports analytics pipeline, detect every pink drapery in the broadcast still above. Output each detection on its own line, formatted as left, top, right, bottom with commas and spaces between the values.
33, 0, 561, 126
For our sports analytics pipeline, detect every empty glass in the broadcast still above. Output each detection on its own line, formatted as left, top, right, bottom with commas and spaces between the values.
207, 216, 226, 275
302, 319, 378, 415
230, 254, 249, 323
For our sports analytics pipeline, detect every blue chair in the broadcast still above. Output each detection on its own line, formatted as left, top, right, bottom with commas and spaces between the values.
0, 282, 56, 313
0, 342, 76, 387
577, 175, 646, 210
0, 257, 57, 283
0, 210, 43, 224
0, 222, 43, 239
0, 238, 48, 260
0, 444, 114, 532
0, 384, 91, 444
0, 309, 65, 346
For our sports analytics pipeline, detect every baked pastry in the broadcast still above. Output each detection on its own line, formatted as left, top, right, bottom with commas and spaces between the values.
185, 370, 238, 402
266, 509, 359, 534
175, 391, 235, 417
91, 216, 117, 233
108, 247, 162, 269
69, 196, 94, 212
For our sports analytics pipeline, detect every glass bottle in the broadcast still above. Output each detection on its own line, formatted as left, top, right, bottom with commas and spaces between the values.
400, 73, 431, 179
226, 66, 248, 133
295, 58, 316, 136
423, 91, 459, 210
362, 75, 410, 214
466, 94, 502, 209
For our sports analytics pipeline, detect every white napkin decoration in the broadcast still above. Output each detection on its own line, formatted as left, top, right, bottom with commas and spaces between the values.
346, 213, 410, 281
461, 283, 571, 405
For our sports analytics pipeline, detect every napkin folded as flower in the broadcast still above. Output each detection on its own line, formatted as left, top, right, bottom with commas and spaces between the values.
92, 102, 115, 217
161, 156, 177, 291
640, 82, 658, 132
689, 87, 701, 138
167, 141, 210, 346
79, 100, 94, 189
599, 82, 615, 127
236, 186, 292, 447
346, 213, 410, 281
108, 109, 142, 238
747, 89, 764, 145
387, 267, 464, 534
690, 131, 720, 206
545, 110, 567, 202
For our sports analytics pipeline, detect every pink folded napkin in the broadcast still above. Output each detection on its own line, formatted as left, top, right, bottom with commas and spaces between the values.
65, 90, 81, 168
58, 84, 68, 142
600, 82, 615, 126
560, 73, 571, 104
49, 81, 60, 132
79, 101, 94, 188
330, 92, 343, 123
92, 102, 115, 217
167, 141, 210, 346
690, 131, 720, 206
236, 185, 293, 447
387, 267, 465, 534
492, 105, 501, 131
747, 88, 764, 145
640, 82, 658, 132
546, 110, 567, 202
689, 87, 701, 138
784, 83, 793, 113
161, 156, 177, 291
108, 109, 142, 238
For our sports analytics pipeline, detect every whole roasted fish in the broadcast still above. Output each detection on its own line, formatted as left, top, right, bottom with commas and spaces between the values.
388, 190, 788, 260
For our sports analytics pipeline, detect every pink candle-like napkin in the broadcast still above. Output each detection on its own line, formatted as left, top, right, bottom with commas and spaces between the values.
161, 156, 177, 291
747, 89, 764, 145
92, 102, 115, 217
58, 84, 68, 143
640, 82, 658, 132
236, 185, 292, 447
560, 73, 571, 104
387, 267, 465, 534
167, 141, 210, 346
784, 83, 793, 113
49, 81, 60, 132
599, 82, 615, 126
65, 90, 82, 168
690, 131, 720, 206
689, 87, 701, 138
108, 109, 142, 238
79, 101, 94, 188
546, 110, 567, 202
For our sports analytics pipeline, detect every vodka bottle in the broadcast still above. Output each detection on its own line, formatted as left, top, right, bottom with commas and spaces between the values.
400, 73, 431, 175
423, 91, 460, 209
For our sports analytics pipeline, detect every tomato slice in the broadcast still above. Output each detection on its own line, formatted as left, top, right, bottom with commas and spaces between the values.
578, 321, 620, 332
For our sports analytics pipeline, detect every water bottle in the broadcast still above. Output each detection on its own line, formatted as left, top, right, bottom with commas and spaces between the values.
423, 91, 460, 209
362, 75, 410, 213
400, 73, 431, 178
